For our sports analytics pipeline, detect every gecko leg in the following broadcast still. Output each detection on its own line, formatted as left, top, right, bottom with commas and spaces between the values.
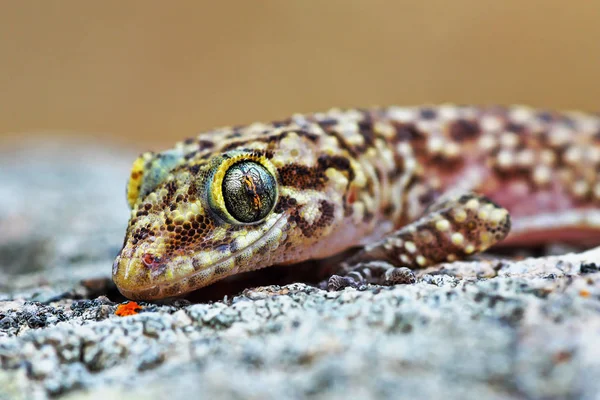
327, 192, 511, 290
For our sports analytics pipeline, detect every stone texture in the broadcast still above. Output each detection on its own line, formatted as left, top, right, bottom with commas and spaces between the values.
1, 142, 600, 400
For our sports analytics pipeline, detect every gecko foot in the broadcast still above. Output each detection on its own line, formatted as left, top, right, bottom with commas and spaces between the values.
323, 261, 416, 291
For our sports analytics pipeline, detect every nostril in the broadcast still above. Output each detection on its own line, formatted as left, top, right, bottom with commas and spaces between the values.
141, 253, 161, 269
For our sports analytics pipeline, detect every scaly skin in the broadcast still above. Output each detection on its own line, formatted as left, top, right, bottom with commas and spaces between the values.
113, 105, 600, 300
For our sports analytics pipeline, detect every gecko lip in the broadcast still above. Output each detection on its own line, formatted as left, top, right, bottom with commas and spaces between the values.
113, 213, 288, 300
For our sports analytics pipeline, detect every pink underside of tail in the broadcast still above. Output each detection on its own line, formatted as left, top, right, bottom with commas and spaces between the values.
486, 177, 600, 247
501, 227, 600, 247
443, 160, 600, 247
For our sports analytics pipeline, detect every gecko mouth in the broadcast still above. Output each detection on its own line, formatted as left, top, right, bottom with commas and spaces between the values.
113, 213, 289, 300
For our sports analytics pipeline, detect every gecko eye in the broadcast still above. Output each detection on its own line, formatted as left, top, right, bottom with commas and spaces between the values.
222, 161, 277, 223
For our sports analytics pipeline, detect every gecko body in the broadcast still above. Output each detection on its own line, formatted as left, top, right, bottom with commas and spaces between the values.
113, 105, 600, 300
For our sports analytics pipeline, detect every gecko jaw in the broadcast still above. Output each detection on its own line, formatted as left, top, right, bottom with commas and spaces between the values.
113, 212, 290, 300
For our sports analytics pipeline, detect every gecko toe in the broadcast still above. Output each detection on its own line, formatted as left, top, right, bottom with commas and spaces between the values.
384, 267, 416, 285
326, 274, 366, 291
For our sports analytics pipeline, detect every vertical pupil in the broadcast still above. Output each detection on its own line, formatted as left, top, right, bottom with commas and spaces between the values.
223, 161, 275, 223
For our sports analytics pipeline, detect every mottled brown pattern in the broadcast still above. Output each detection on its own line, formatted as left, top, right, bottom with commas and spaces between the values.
278, 164, 326, 190
114, 105, 600, 300
449, 119, 481, 142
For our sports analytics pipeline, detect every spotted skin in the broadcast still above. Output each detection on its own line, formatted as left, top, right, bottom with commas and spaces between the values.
113, 105, 600, 300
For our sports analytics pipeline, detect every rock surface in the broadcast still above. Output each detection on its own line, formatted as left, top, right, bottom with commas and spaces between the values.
1, 142, 600, 400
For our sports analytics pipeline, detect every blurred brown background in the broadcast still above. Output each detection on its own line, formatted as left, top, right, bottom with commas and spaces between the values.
1, 0, 598, 150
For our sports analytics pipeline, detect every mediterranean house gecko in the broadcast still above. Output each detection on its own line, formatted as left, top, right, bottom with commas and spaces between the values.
112, 105, 600, 300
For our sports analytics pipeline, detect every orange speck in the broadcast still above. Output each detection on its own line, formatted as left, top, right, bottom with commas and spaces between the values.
115, 301, 142, 316
579, 290, 590, 298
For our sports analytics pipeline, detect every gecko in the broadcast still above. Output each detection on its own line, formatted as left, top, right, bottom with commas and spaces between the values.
112, 105, 600, 300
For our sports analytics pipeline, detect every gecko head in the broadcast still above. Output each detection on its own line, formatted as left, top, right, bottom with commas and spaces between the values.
112, 147, 305, 300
